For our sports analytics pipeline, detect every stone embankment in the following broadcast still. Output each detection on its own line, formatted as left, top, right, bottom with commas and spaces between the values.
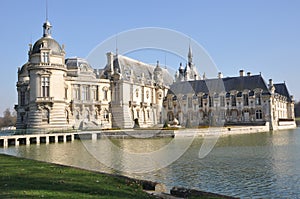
112, 175, 237, 198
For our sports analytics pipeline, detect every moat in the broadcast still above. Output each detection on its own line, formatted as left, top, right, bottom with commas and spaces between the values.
1, 128, 300, 198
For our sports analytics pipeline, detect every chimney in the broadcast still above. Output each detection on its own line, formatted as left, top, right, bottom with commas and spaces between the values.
247, 72, 251, 76
239, 69, 244, 77
269, 79, 273, 87
218, 72, 223, 79
106, 52, 114, 74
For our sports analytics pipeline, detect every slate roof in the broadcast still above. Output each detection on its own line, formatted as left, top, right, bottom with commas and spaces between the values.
113, 55, 173, 86
32, 37, 62, 55
65, 57, 92, 69
274, 83, 292, 102
168, 75, 271, 96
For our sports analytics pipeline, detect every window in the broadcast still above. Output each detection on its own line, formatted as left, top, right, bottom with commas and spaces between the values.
75, 88, 80, 100
168, 112, 173, 121
20, 91, 26, 106
42, 52, 49, 63
209, 96, 214, 107
256, 110, 262, 119
136, 89, 139, 98
255, 93, 261, 105
42, 109, 50, 124
104, 109, 109, 121
65, 88, 68, 99
41, 77, 49, 97
82, 86, 86, 100
188, 97, 192, 108
82, 86, 90, 101
198, 96, 203, 107
243, 94, 249, 106
103, 87, 108, 101
168, 99, 173, 109
220, 96, 225, 107
231, 95, 236, 106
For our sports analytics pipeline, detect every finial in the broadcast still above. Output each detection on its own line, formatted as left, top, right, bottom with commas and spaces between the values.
115, 34, 118, 55
43, 21, 52, 37
156, 60, 159, 66
46, 0, 48, 21
188, 40, 193, 65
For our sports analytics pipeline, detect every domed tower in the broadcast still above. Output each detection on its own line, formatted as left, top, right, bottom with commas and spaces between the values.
16, 21, 70, 132
153, 61, 163, 86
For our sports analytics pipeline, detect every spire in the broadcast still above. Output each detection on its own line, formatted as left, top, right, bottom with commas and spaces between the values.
188, 44, 193, 64
43, 0, 52, 37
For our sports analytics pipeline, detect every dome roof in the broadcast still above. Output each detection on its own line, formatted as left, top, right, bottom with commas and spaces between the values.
154, 61, 163, 72
32, 37, 63, 55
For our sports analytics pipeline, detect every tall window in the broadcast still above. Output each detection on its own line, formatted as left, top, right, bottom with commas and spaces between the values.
231, 95, 236, 106
41, 77, 49, 97
42, 52, 49, 63
188, 97, 192, 108
82, 86, 90, 101
243, 94, 249, 106
209, 96, 214, 107
198, 96, 203, 107
82, 86, 86, 100
92, 90, 97, 100
255, 93, 261, 105
103, 89, 108, 101
65, 88, 68, 99
168, 99, 173, 109
42, 109, 50, 123
73, 87, 80, 100
220, 96, 225, 107
20, 91, 26, 106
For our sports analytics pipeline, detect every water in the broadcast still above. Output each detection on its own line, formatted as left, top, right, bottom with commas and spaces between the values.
1, 128, 300, 198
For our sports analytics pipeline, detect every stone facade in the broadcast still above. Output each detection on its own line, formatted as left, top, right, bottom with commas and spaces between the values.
102, 53, 173, 129
15, 20, 295, 132
15, 21, 111, 131
15, 21, 173, 132
163, 70, 296, 130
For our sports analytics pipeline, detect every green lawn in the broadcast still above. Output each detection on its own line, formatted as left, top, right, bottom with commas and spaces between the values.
0, 154, 154, 199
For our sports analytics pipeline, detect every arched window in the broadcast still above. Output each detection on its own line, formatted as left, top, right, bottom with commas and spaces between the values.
255, 93, 261, 105
104, 109, 109, 121
136, 89, 139, 98
256, 110, 262, 119
102, 87, 108, 101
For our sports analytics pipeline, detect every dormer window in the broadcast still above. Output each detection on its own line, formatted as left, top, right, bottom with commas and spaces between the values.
255, 93, 261, 105
42, 52, 49, 63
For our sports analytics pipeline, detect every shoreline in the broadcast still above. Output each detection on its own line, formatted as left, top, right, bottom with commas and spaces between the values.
1, 124, 297, 148
0, 153, 236, 199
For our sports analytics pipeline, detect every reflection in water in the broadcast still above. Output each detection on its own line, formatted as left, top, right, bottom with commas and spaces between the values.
1, 129, 300, 198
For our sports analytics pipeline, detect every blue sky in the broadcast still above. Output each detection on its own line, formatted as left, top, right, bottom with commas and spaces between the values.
0, 0, 300, 116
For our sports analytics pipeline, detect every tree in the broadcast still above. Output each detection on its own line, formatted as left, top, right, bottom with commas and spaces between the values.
0, 108, 16, 128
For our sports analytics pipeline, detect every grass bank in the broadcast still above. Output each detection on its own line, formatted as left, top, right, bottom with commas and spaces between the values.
0, 154, 153, 198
